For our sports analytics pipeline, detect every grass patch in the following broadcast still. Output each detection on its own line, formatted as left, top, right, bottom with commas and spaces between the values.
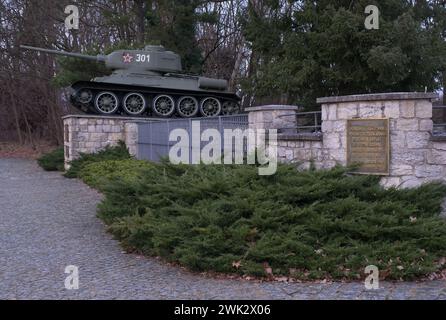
37, 147, 64, 171
76, 159, 446, 281
64, 141, 131, 178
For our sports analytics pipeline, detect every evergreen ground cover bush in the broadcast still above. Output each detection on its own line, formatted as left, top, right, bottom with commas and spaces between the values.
37, 147, 64, 171
76, 159, 446, 281
64, 141, 131, 178
80, 159, 153, 191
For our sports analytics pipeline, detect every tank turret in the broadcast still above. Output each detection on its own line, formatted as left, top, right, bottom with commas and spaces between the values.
20, 45, 239, 117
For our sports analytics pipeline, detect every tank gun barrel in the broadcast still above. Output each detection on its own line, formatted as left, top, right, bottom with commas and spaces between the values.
20, 45, 105, 62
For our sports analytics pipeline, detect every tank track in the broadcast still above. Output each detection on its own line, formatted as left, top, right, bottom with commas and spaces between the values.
70, 81, 241, 118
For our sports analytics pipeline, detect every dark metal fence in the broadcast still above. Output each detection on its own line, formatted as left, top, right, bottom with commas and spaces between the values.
433, 105, 446, 136
137, 114, 249, 162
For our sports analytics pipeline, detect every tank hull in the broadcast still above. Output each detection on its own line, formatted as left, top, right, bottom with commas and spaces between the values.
93, 72, 229, 92
70, 80, 241, 118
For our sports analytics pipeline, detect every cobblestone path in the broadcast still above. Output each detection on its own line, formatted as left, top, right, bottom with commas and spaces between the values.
0, 159, 445, 300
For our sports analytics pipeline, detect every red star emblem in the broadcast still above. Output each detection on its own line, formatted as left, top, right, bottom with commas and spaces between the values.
122, 53, 133, 63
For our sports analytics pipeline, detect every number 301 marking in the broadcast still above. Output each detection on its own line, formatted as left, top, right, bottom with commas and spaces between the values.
136, 54, 150, 63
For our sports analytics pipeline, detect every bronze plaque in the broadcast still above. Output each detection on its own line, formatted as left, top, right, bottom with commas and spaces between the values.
347, 118, 389, 175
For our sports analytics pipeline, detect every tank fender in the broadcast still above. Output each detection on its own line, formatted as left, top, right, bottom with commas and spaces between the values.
198, 77, 228, 90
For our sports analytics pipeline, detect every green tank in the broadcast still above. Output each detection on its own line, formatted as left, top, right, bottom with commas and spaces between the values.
20, 45, 240, 117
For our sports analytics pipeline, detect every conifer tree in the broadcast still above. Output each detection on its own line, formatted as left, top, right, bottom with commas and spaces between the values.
243, 0, 446, 108
54, 0, 206, 86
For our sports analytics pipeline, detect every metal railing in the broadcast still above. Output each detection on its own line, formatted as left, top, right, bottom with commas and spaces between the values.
277, 110, 322, 134
433, 105, 446, 135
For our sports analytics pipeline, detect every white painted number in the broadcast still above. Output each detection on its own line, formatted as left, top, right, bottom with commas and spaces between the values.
136, 54, 150, 63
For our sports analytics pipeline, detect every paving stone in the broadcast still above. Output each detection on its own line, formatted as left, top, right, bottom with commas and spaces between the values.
0, 159, 445, 300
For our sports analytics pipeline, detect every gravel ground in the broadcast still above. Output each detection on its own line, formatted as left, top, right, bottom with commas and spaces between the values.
0, 158, 445, 300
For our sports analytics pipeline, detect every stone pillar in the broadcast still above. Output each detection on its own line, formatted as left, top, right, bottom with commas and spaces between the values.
245, 105, 298, 131
62, 115, 150, 170
63, 117, 74, 167
317, 92, 438, 188
124, 122, 139, 157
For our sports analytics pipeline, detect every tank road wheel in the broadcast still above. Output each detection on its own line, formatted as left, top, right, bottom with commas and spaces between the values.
177, 96, 199, 118
221, 101, 240, 115
95, 91, 119, 114
200, 97, 221, 117
123, 93, 146, 115
76, 89, 93, 104
153, 95, 175, 117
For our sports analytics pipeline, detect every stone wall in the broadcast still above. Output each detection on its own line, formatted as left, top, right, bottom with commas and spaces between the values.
276, 136, 325, 170
246, 105, 324, 170
319, 93, 441, 188
62, 115, 150, 169
63, 92, 446, 188
247, 105, 300, 131
252, 93, 442, 188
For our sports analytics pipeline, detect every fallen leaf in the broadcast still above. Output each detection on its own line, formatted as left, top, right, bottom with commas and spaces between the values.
397, 265, 404, 270
274, 276, 288, 282
428, 273, 437, 281
379, 269, 391, 280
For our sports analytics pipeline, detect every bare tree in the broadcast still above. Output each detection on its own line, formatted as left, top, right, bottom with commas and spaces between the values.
0, 0, 253, 145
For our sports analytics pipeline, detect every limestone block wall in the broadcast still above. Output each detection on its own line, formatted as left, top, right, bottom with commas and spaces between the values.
255, 93, 442, 188
247, 105, 299, 131
62, 115, 148, 169
276, 137, 325, 170
317, 93, 440, 188
246, 105, 326, 170
62, 93, 445, 189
